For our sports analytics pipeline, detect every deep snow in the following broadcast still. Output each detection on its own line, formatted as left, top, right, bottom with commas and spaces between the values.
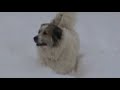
0, 12, 120, 78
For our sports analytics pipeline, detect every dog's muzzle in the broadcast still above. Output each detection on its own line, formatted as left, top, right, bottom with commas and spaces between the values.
33, 36, 47, 46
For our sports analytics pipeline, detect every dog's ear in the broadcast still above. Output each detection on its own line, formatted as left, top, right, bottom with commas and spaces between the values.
53, 27, 62, 40
52, 27, 62, 46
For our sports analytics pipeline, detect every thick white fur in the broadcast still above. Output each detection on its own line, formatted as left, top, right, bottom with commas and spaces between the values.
37, 12, 80, 74
51, 12, 77, 30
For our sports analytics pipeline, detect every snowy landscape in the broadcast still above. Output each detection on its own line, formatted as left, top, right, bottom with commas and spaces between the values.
0, 12, 120, 78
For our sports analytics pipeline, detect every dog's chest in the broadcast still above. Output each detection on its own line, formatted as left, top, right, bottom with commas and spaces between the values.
40, 48, 59, 62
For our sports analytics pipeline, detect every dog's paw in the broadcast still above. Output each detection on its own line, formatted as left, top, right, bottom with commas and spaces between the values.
55, 68, 74, 75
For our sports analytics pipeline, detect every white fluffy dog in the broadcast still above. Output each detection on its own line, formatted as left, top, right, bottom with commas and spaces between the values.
33, 12, 80, 74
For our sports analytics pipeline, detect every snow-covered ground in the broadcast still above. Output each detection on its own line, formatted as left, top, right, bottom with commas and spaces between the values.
0, 12, 120, 78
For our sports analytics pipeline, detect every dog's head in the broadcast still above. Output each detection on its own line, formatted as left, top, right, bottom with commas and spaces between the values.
33, 23, 63, 48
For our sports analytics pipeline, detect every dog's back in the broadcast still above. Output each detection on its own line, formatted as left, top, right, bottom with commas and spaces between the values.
51, 12, 77, 30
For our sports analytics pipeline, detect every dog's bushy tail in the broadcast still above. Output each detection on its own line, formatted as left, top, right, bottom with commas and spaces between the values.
51, 12, 77, 30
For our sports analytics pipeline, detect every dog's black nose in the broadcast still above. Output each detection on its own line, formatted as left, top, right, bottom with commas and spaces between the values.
34, 36, 38, 43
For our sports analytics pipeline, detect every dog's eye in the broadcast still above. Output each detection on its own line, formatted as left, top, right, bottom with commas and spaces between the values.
43, 31, 48, 35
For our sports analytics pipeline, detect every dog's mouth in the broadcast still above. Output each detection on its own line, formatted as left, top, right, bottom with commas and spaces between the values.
36, 43, 47, 47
